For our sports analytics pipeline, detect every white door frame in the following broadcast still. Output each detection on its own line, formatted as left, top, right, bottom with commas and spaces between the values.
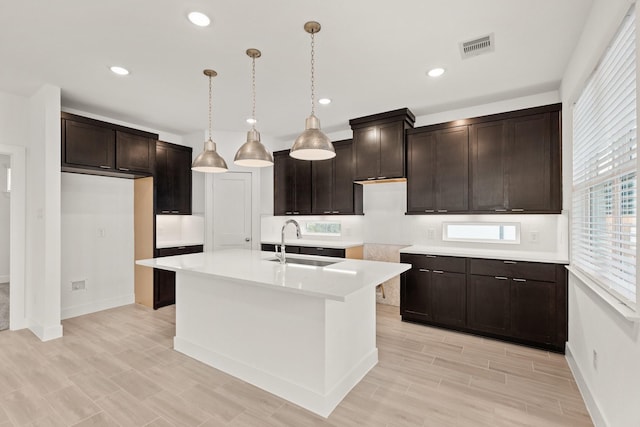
0, 143, 26, 330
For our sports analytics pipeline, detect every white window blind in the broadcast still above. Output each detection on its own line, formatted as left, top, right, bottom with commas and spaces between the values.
572, 7, 637, 307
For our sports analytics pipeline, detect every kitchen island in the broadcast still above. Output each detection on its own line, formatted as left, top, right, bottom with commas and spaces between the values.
137, 249, 409, 417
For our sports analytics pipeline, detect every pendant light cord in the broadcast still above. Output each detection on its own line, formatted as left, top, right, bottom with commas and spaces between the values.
208, 75, 213, 141
310, 31, 316, 116
251, 55, 257, 130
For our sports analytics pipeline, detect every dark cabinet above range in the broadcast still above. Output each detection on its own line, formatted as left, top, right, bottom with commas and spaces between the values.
61, 112, 157, 178
349, 108, 415, 181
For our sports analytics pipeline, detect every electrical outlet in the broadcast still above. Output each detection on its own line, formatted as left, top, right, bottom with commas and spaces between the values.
427, 228, 436, 240
530, 231, 539, 243
71, 280, 86, 291
593, 349, 598, 370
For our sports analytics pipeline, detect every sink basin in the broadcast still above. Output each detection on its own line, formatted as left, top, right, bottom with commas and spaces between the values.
267, 257, 339, 267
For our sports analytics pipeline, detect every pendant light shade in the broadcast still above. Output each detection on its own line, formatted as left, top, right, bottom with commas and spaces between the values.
291, 21, 335, 161
234, 48, 274, 167
192, 69, 228, 173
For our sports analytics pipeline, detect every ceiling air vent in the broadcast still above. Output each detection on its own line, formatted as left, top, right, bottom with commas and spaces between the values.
459, 33, 495, 59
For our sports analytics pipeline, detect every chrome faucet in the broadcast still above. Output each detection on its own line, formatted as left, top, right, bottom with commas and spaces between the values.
275, 219, 302, 264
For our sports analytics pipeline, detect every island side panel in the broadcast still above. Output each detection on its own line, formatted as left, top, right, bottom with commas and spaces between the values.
172, 271, 377, 417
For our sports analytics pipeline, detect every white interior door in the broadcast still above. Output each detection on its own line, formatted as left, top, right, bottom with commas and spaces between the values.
213, 172, 252, 250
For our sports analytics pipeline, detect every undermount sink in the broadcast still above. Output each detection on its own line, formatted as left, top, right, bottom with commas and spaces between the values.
267, 257, 339, 267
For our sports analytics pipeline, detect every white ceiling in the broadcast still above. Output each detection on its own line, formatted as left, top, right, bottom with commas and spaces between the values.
0, 0, 592, 140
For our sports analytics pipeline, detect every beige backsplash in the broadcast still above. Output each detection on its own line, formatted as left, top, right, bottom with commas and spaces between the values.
364, 244, 410, 307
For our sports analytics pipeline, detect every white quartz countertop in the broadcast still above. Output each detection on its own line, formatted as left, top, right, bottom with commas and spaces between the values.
137, 249, 409, 302
156, 240, 204, 249
400, 245, 569, 264
261, 239, 364, 249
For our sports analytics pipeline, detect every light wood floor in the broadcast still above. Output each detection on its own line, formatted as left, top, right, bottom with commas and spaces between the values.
0, 303, 592, 427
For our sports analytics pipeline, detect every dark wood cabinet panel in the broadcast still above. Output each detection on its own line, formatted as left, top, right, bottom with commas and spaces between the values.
333, 141, 360, 214
155, 141, 192, 215
61, 112, 158, 178
406, 125, 468, 213
311, 158, 333, 214
116, 131, 154, 174
401, 253, 567, 352
298, 247, 345, 258
470, 121, 507, 211
63, 119, 115, 170
431, 271, 466, 327
511, 279, 557, 344
467, 275, 511, 335
153, 244, 203, 309
273, 151, 311, 215
350, 108, 415, 181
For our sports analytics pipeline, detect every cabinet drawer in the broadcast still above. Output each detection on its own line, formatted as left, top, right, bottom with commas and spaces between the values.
401, 254, 466, 273
299, 247, 345, 258
156, 245, 204, 258
468, 258, 556, 282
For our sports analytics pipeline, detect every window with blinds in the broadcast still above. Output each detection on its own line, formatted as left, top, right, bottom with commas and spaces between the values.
572, 7, 637, 307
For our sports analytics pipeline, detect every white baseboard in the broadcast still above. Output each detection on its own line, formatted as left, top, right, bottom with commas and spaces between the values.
61, 294, 135, 320
0, 274, 9, 283
565, 343, 607, 427
174, 336, 378, 418
28, 321, 63, 342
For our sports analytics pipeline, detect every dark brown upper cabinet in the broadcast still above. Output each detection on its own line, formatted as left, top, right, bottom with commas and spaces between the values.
406, 126, 469, 214
349, 108, 415, 181
61, 112, 157, 178
155, 141, 192, 215
311, 140, 363, 215
406, 103, 562, 215
273, 150, 312, 216
470, 106, 562, 213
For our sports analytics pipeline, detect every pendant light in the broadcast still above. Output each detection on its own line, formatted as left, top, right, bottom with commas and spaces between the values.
290, 21, 335, 161
192, 69, 228, 173
234, 49, 274, 167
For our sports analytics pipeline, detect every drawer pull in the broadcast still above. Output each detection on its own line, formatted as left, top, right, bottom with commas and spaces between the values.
425, 255, 437, 258
161, 210, 170, 214
285, 211, 293, 215
437, 209, 448, 213
424, 210, 435, 213
503, 260, 517, 264
511, 208, 524, 212
99, 165, 111, 169
323, 211, 331, 214
419, 268, 430, 273
378, 176, 387, 179
495, 208, 507, 212
316, 248, 324, 251
513, 278, 527, 282
118, 167, 130, 171
293, 212, 300, 215
177, 246, 186, 250
367, 177, 376, 180
432, 270, 444, 274
495, 276, 509, 280
171, 211, 179, 214
332, 211, 340, 214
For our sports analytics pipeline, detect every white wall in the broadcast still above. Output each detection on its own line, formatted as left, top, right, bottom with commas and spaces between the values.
559, 1, 640, 426
0, 154, 9, 282
61, 174, 135, 319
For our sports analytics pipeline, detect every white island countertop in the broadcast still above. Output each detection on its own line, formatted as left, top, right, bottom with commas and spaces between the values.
137, 249, 410, 302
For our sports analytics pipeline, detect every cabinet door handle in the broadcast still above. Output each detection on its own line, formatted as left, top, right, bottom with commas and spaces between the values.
511, 208, 524, 212
177, 246, 186, 250
316, 248, 324, 251
432, 270, 444, 274
171, 211, 179, 214
425, 255, 437, 258
513, 278, 527, 282
503, 260, 517, 264
118, 167, 130, 171
419, 268, 430, 272
378, 176, 387, 179
495, 276, 509, 280
293, 212, 300, 215
99, 165, 111, 169
161, 210, 170, 214
424, 210, 435, 213
323, 211, 331, 214
285, 211, 293, 215
367, 177, 376, 180
494, 208, 507, 212
332, 211, 340, 214
437, 209, 448, 213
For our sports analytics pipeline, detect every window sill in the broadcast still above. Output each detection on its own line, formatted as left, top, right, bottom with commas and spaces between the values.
566, 265, 640, 322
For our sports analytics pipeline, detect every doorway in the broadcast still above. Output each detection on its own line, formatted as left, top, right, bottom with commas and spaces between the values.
212, 172, 252, 250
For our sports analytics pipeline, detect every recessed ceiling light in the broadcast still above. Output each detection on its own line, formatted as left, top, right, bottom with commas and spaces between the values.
318, 98, 331, 105
246, 118, 257, 124
110, 66, 129, 76
188, 11, 211, 27
427, 67, 445, 78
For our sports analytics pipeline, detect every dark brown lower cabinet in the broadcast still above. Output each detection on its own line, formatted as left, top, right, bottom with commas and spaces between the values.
153, 244, 203, 309
401, 254, 567, 352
